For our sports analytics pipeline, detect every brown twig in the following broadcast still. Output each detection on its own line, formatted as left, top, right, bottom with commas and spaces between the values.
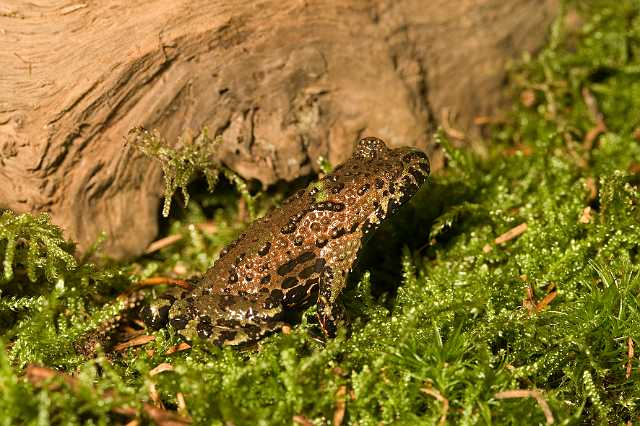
523, 283, 557, 315
150, 363, 174, 376
474, 115, 506, 125
581, 87, 607, 150
523, 285, 537, 315
24, 365, 192, 425
164, 342, 192, 355
504, 143, 534, 157
176, 392, 189, 418
579, 206, 593, 224
421, 387, 449, 426
626, 337, 634, 379
137, 277, 192, 290
535, 290, 557, 313
149, 382, 163, 408
144, 223, 219, 254
584, 177, 598, 202
113, 335, 156, 352
583, 121, 607, 151
25, 365, 80, 392
441, 107, 466, 140
145, 235, 184, 254
292, 415, 314, 426
333, 385, 347, 426
495, 223, 528, 245
495, 389, 554, 424
582, 87, 605, 126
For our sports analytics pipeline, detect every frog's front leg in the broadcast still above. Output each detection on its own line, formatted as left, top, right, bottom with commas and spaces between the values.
316, 233, 362, 337
316, 267, 349, 336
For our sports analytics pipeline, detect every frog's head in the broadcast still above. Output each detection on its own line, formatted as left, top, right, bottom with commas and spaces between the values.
322, 137, 430, 237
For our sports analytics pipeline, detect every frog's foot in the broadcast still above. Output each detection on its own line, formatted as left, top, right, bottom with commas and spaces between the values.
75, 290, 146, 357
316, 298, 348, 337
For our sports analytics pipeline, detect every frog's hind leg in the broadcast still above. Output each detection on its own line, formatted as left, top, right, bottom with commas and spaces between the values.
75, 290, 147, 357
207, 316, 286, 347
168, 292, 285, 346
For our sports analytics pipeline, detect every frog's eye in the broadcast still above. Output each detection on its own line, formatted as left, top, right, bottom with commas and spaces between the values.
354, 137, 389, 159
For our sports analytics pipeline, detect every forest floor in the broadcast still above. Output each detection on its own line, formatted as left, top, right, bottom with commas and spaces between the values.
1, 0, 640, 424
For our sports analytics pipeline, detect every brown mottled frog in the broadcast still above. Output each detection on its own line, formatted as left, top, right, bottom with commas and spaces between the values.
140, 137, 430, 346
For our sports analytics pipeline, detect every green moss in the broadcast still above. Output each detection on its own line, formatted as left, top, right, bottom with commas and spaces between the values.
2, 0, 640, 424
129, 127, 257, 219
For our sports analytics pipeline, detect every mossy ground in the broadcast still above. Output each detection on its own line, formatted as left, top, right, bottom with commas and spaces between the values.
2, 1, 640, 424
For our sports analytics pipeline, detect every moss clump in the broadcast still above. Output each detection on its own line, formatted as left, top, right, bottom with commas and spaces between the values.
129, 127, 258, 219
2, 0, 640, 424
0, 211, 76, 284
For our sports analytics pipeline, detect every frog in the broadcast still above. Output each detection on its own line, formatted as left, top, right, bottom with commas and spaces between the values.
139, 136, 430, 346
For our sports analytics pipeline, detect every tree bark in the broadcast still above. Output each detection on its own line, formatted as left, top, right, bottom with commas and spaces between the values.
0, 0, 558, 258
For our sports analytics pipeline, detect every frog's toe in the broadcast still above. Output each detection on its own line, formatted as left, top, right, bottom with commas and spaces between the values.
316, 300, 348, 338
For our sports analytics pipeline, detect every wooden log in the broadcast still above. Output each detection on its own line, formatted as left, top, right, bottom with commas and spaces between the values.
0, 0, 557, 258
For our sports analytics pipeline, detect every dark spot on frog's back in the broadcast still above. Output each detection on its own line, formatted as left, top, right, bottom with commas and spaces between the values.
243, 324, 262, 339
331, 182, 345, 194
282, 277, 298, 289
314, 258, 326, 273
402, 175, 419, 193
283, 285, 309, 305
263, 288, 283, 309
277, 260, 296, 276
258, 241, 271, 256
298, 251, 315, 263
357, 183, 370, 196
217, 330, 237, 344
331, 227, 346, 239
